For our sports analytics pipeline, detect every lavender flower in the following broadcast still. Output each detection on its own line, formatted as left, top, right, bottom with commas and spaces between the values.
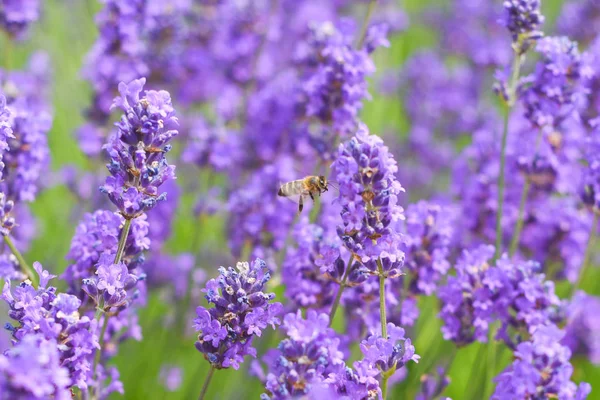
439, 245, 563, 348
282, 215, 341, 311
82, 253, 143, 313
0, 95, 13, 180
2, 262, 99, 391
493, 325, 591, 399
159, 365, 182, 392
194, 259, 282, 370
0, 0, 40, 39
563, 292, 600, 365
100, 78, 179, 219
502, 0, 544, 46
0, 334, 71, 399
298, 22, 384, 136
261, 310, 345, 399
360, 323, 419, 377
0, 55, 52, 204
401, 201, 455, 295
261, 310, 381, 400
332, 123, 405, 262
581, 129, 600, 209
416, 367, 451, 400
226, 159, 296, 261
519, 36, 593, 129
557, 0, 600, 45
63, 209, 150, 293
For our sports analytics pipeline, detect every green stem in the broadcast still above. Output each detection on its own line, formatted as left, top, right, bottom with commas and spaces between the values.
198, 365, 216, 400
508, 179, 531, 257
494, 53, 522, 261
3, 235, 36, 285
571, 211, 598, 296
495, 106, 511, 261
381, 374, 389, 400
377, 258, 387, 338
92, 315, 110, 381
114, 218, 132, 264
91, 217, 134, 399
356, 0, 377, 49
328, 254, 354, 326
509, 130, 543, 257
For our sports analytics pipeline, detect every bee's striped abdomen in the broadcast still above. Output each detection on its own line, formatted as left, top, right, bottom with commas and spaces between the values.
278, 180, 304, 197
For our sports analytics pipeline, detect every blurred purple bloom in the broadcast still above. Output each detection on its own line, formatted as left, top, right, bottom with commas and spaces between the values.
494, 325, 591, 399
0, 0, 40, 39
0, 334, 71, 399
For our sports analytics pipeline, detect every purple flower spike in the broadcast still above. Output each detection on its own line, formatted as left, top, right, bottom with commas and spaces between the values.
82, 253, 142, 312
502, 0, 544, 46
494, 325, 591, 399
260, 310, 381, 400
0, 334, 71, 399
360, 323, 420, 375
100, 78, 179, 219
194, 259, 282, 370
2, 263, 99, 391
332, 123, 405, 262
0, 0, 40, 39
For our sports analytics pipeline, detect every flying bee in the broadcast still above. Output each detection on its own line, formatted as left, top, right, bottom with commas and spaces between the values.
278, 175, 329, 213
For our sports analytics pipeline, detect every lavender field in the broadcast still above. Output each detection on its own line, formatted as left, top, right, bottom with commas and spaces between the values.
0, 0, 599, 399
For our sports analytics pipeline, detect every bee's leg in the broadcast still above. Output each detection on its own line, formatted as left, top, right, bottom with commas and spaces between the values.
309, 192, 315, 201
298, 196, 304, 213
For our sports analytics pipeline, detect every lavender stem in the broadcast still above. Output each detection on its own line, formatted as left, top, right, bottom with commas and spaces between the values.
3, 235, 36, 286
356, 0, 376, 49
509, 179, 531, 257
198, 365, 216, 400
113, 218, 132, 264
494, 52, 523, 261
377, 257, 387, 338
328, 253, 353, 326
91, 217, 133, 399
571, 211, 599, 296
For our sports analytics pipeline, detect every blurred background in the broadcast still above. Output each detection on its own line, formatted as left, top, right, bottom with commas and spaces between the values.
1, 0, 596, 399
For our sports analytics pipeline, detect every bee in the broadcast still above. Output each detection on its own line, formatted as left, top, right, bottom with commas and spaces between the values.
278, 175, 329, 213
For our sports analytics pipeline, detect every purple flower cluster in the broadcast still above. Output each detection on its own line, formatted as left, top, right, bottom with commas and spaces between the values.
0, 334, 71, 399
360, 323, 420, 377
502, 0, 544, 45
332, 123, 405, 262
401, 201, 455, 295
82, 254, 143, 314
0, 95, 13, 180
563, 292, 600, 365
194, 259, 282, 370
226, 159, 296, 261
2, 263, 99, 391
297, 21, 385, 136
282, 214, 343, 311
100, 78, 179, 219
494, 325, 591, 399
63, 209, 150, 292
581, 130, 600, 209
558, 0, 600, 45
261, 310, 381, 400
519, 36, 592, 128
0, 55, 52, 204
439, 245, 563, 347
0, 0, 40, 39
